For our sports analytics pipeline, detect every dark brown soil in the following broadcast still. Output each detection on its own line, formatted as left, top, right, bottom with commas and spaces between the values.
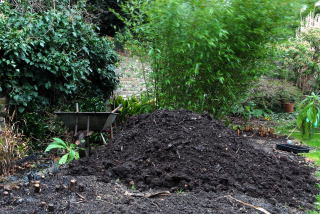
0, 109, 318, 214
68, 110, 317, 208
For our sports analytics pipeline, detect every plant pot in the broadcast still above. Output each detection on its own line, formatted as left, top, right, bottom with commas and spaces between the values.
276, 144, 310, 154
283, 103, 294, 113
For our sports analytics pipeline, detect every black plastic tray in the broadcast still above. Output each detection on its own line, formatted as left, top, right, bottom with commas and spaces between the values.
276, 144, 310, 154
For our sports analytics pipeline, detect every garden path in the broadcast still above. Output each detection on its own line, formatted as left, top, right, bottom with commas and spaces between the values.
114, 55, 151, 99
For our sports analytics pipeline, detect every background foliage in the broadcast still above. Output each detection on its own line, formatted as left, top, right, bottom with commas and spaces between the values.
119, 0, 314, 117
0, 3, 118, 112
275, 13, 320, 93
247, 78, 303, 112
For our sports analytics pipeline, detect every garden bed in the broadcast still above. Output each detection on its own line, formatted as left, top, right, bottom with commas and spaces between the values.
0, 110, 318, 213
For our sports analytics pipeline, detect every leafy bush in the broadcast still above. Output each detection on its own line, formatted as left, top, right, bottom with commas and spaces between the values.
15, 106, 66, 151
297, 92, 320, 138
9, 0, 128, 36
247, 78, 303, 112
0, 4, 118, 112
113, 95, 156, 122
119, 0, 310, 117
86, 0, 126, 36
275, 12, 320, 93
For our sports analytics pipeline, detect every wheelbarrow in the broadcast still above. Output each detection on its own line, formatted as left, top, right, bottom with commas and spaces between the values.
55, 104, 122, 156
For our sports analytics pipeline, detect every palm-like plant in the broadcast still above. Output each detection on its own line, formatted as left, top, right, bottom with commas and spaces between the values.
45, 138, 80, 165
296, 92, 320, 138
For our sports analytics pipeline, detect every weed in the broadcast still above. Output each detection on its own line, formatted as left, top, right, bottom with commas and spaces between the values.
175, 189, 184, 194
130, 184, 136, 191
45, 138, 80, 165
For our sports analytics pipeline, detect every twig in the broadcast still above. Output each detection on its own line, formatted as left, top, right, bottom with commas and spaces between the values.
101, 133, 107, 145
124, 191, 170, 198
76, 192, 86, 201
286, 126, 298, 139
176, 150, 181, 159
226, 195, 271, 214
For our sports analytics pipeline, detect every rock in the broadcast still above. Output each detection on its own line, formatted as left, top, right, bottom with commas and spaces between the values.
3, 184, 12, 191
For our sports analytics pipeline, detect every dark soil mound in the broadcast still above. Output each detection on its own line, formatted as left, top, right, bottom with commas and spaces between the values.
68, 110, 317, 207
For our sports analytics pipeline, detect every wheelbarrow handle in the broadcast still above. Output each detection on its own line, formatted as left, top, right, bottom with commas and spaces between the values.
111, 104, 123, 113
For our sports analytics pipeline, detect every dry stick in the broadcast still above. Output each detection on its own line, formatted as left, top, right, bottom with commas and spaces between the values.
101, 133, 107, 145
226, 195, 271, 214
76, 192, 86, 201
74, 103, 79, 137
69, 179, 77, 192
286, 126, 298, 139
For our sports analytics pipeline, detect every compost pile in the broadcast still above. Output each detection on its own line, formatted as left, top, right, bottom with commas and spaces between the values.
69, 110, 317, 207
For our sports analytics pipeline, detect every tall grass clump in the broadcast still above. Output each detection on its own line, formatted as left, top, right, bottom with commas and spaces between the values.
0, 125, 27, 175
118, 0, 310, 117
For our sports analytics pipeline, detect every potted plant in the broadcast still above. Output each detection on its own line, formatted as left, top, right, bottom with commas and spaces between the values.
279, 86, 302, 113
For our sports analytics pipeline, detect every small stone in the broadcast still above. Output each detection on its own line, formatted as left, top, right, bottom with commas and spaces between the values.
4, 184, 12, 191
78, 184, 85, 192
40, 201, 47, 207
55, 185, 63, 192
3, 191, 9, 196
15, 198, 24, 204
47, 203, 54, 212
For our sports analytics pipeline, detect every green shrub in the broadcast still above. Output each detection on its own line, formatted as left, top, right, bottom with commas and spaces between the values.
119, 0, 310, 117
86, 0, 126, 36
0, 4, 118, 112
15, 105, 66, 151
275, 12, 320, 93
113, 95, 156, 122
297, 92, 320, 138
247, 78, 303, 112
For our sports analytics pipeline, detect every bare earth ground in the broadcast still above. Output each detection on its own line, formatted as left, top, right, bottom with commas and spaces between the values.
0, 57, 318, 214
0, 110, 318, 214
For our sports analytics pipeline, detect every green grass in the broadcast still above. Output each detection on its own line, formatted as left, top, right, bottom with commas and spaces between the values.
276, 126, 320, 213
278, 129, 320, 163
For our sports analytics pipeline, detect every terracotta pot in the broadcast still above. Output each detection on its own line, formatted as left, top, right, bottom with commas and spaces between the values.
283, 103, 294, 113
